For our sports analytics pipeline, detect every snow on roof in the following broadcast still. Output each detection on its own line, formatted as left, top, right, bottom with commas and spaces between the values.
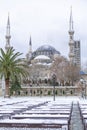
34, 55, 50, 60
36, 62, 52, 66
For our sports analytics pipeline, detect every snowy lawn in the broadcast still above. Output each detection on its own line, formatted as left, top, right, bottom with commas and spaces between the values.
0, 96, 86, 130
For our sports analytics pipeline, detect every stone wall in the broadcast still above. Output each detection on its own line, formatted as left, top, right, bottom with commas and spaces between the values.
16, 86, 80, 96
0, 85, 84, 97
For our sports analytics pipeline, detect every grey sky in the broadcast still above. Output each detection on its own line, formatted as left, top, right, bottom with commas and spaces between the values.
0, 0, 87, 66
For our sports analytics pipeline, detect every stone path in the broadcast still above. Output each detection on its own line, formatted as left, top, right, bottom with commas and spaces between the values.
70, 102, 84, 130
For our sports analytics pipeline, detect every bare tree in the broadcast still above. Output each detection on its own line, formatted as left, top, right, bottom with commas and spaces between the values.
51, 56, 68, 85
51, 56, 80, 86
64, 63, 80, 85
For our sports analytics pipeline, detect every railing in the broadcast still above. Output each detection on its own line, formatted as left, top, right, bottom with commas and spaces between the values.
78, 102, 85, 130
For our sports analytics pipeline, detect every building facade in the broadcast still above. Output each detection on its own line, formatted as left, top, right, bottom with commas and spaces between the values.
68, 7, 81, 67
26, 43, 61, 81
74, 41, 81, 66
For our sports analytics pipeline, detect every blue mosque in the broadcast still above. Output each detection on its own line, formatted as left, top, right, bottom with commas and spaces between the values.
5, 7, 81, 69
0, 8, 83, 97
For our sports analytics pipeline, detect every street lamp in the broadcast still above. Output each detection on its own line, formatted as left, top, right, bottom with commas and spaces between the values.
80, 78, 86, 99
84, 81, 86, 99
52, 74, 56, 101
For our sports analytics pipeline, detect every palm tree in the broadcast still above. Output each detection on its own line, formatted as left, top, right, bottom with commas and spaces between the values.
0, 48, 29, 97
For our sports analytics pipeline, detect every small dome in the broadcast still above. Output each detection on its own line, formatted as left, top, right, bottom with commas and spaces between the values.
34, 55, 50, 60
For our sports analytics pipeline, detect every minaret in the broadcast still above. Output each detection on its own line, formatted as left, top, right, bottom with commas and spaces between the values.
29, 36, 32, 54
68, 7, 75, 64
5, 13, 11, 51
26, 36, 32, 61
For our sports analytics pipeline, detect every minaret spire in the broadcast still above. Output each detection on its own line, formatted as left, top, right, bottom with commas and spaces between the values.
7, 13, 10, 26
29, 36, 32, 46
5, 13, 11, 51
69, 6, 73, 31
68, 7, 75, 64
29, 36, 32, 53
26, 36, 32, 62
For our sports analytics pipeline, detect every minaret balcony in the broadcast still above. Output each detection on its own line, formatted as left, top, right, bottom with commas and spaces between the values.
69, 40, 74, 45
68, 30, 74, 35
69, 53, 74, 57
5, 35, 11, 39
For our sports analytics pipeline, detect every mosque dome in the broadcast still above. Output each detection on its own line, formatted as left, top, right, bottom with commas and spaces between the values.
36, 45, 60, 53
32, 45, 60, 59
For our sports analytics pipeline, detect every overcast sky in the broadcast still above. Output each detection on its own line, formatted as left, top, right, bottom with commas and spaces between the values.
0, 0, 87, 66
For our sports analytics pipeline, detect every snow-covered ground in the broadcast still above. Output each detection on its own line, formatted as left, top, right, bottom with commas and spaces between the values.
0, 96, 86, 130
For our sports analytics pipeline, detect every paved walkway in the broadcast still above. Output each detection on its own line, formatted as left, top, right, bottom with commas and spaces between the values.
70, 102, 84, 130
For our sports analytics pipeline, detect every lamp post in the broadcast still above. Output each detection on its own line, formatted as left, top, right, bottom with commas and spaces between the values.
52, 74, 56, 101
80, 78, 86, 99
84, 81, 86, 99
